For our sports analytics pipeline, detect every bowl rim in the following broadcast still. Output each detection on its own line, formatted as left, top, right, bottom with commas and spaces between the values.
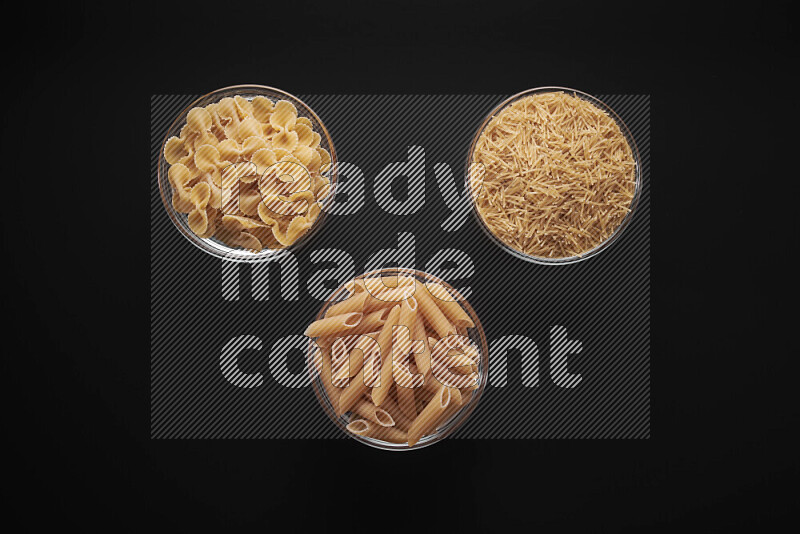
307, 267, 489, 451
156, 84, 338, 263
465, 86, 643, 265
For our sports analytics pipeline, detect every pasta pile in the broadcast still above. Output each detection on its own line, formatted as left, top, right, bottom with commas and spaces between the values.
306, 274, 481, 447
163, 95, 332, 251
471, 91, 636, 258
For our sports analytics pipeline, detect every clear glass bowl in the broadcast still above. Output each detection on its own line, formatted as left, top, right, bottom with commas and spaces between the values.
157, 84, 337, 263
466, 86, 642, 265
308, 268, 489, 451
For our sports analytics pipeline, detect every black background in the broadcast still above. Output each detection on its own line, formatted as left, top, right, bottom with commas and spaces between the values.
3, 1, 796, 531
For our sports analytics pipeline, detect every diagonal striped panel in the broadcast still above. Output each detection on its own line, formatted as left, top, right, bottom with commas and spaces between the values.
151, 94, 650, 440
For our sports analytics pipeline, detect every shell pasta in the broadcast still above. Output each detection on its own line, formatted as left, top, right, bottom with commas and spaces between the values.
308, 271, 484, 448
163, 94, 333, 252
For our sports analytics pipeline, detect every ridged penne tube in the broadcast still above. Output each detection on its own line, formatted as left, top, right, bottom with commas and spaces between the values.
363, 286, 416, 313
448, 386, 463, 407
413, 315, 432, 376
304, 312, 363, 338
425, 282, 475, 329
351, 399, 395, 427
349, 307, 391, 335
337, 368, 368, 417
346, 419, 408, 444
325, 291, 368, 318
331, 333, 380, 382
373, 298, 420, 406
407, 385, 451, 447
421, 367, 443, 395
337, 305, 400, 415
435, 389, 464, 432
414, 281, 456, 338
397, 385, 416, 419
343, 278, 367, 296
391, 299, 424, 388
378, 394, 414, 432
429, 336, 480, 389
446, 353, 476, 374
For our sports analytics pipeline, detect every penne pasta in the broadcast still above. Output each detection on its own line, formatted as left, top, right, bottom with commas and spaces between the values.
413, 281, 456, 338
331, 332, 380, 381
413, 315, 433, 376
396, 385, 416, 419
325, 291, 368, 317
407, 385, 451, 447
425, 282, 476, 329
350, 307, 391, 335
373, 298, 420, 406
346, 419, 408, 444
304, 312, 363, 337
336, 306, 400, 415
351, 399, 395, 427
377, 393, 414, 432
307, 272, 482, 447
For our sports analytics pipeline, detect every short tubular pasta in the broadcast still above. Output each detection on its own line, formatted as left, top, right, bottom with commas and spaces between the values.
407, 385, 450, 447
162, 91, 334, 252
413, 281, 456, 338
346, 419, 407, 444
304, 312, 363, 338
425, 282, 475, 329
307, 270, 484, 448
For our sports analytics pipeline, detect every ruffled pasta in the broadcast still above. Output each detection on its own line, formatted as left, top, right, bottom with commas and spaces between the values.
164, 93, 332, 251
270, 100, 298, 131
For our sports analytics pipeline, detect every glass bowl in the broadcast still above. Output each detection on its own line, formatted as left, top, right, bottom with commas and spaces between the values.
466, 86, 642, 265
308, 268, 489, 451
157, 84, 337, 263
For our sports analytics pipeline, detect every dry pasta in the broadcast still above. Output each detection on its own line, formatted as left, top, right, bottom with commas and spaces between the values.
307, 272, 482, 447
471, 91, 636, 258
163, 95, 333, 252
